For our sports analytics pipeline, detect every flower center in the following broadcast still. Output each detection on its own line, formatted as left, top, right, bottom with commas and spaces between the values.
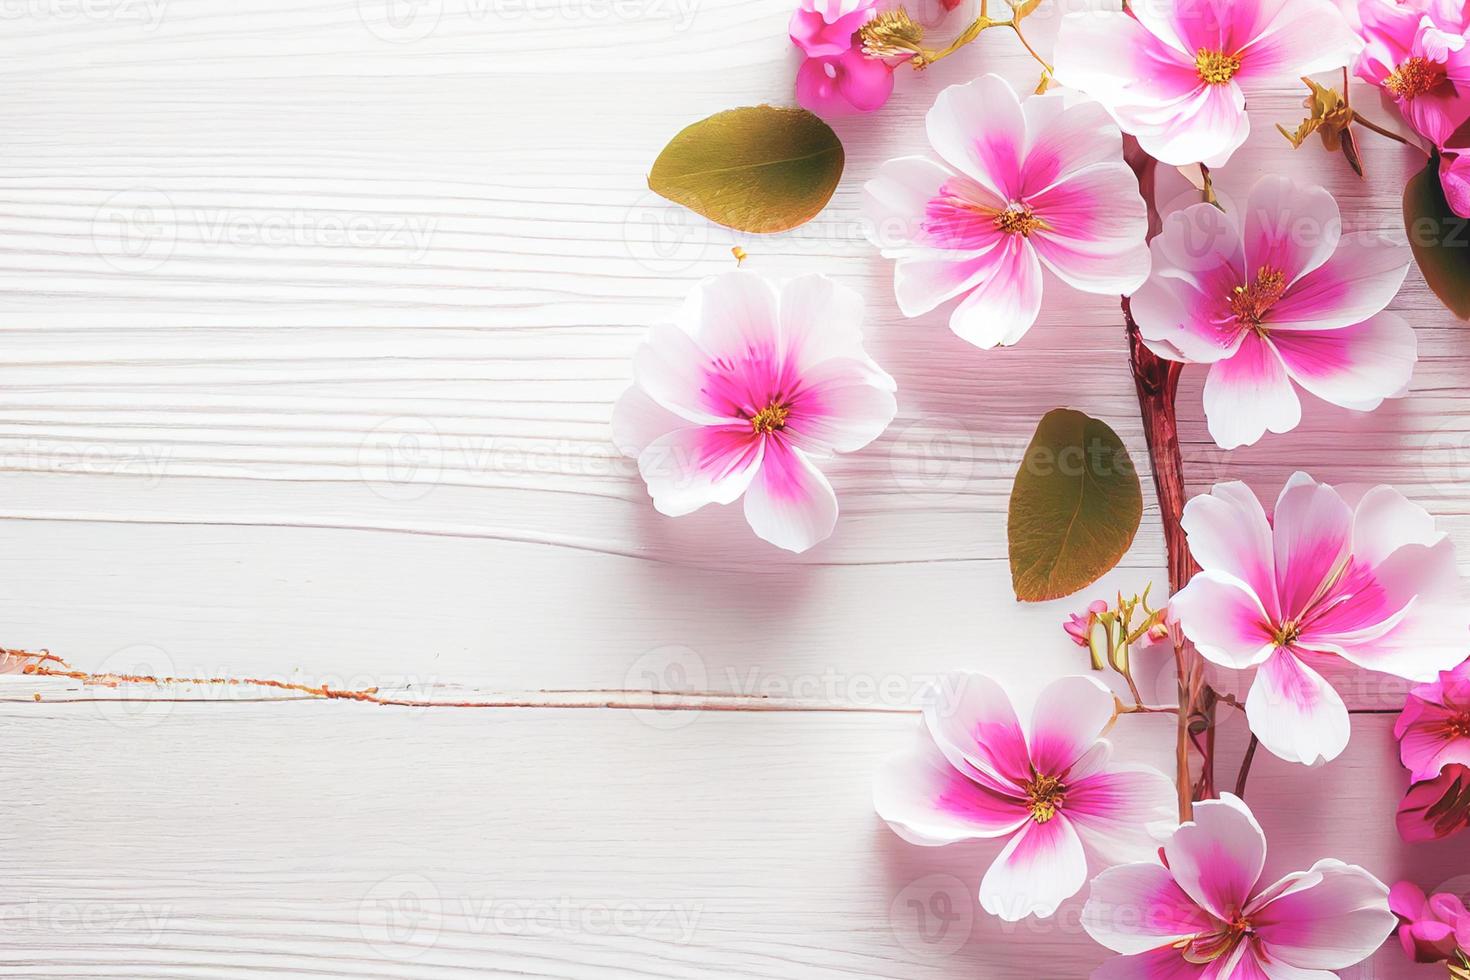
749, 403, 790, 435
995, 202, 1043, 237
1195, 48, 1242, 85
1273, 618, 1302, 648
1448, 712, 1470, 739
1025, 773, 1065, 823
1386, 56, 1442, 100
1229, 266, 1288, 333
1179, 916, 1252, 964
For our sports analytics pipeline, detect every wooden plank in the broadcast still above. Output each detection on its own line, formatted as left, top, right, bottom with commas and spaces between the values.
0, 704, 1450, 979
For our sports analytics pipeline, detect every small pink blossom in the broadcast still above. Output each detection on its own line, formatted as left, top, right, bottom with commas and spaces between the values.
1395, 658, 1470, 782
1389, 880, 1469, 963
873, 672, 1175, 921
1084, 794, 1396, 979
1132, 175, 1414, 449
1354, 0, 1470, 145
863, 74, 1150, 349
1398, 763, 1470, 842
1065, 600, 1110, 647
1171, 473, 1469, 766
1442, 145, 1470, 217
1054, 0, 1360, 167
612, 271, 897, 553
789, 0, 878, 56
790, 0, 894, 115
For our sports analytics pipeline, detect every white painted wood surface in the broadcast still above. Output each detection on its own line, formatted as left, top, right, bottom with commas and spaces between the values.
1, 0, 1466, 976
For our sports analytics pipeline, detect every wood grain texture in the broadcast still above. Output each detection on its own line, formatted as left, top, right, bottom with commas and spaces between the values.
0, 0, 1466, 976
0, 705, 1455, 980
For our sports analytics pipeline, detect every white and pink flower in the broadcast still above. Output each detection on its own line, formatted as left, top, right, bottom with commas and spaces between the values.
1054, 0, 1360, 167
1171, 472, 1469, 766
1131, 175, 1415, 449
1395, 658, 1470, 782
612, 271, 897, 553
1084, 794, 1396, 979
862, 74, 1151, 349
873, 672, 1175, 920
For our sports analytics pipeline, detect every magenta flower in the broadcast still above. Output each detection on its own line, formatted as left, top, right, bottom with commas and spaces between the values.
1389, 881, 1469, 963
1131, 175, 1414, 449
1054, 0, 1359, 167
1395, 658, 1470, 782
862, 74, 1150, 349
612, 271, 897, 553
1398, 763, 1470, 842
1084, 794, 1396, 979
1065, 600, 1110, 647
790, 0, 894, 115
873, 672, 1175, 921
1441, 143, 1470, 218
1170, 473, 1469, 766
1355, 0, 1470, 145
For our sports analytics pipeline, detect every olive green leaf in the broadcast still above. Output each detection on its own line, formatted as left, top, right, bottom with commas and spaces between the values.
1405, 152, 1470, 320
1008, 409, 1143, 603
648, 105, 844, 234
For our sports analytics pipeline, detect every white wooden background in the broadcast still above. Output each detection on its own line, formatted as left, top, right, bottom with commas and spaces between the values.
0, 0, 1466, 976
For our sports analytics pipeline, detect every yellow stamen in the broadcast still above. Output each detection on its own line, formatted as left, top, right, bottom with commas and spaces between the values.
750, 403, 790, 435
1229, 266, 1288, 333
858, 8, 926, 60
995, 203, 1044, 237
1025, 773, 1065, 823
1386, 56, 1440, 99
1196, 48, 1242, 85
1273, 619, 1302, 648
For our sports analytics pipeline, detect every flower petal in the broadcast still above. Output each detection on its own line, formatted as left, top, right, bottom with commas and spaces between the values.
677, 270, 782, 371
1351, 484, 1443, 570
1234, 0, 1360, 82
1246, 649, 1351, 766
1242, 177, 1341, 285
926, 73, 1026, 201
777, 274, 894, 385
862, 155, 962, 255
1090, 947, 1210, 979
1181, 481, 1281, 623
1066, 766, 1178, 866
979, 814, 1087, 921
921, 671, 1032, 790
1202, 332, 1301, 449
784, 358, 898, 455
1029, 162, 1152, 295
1027, 674, 1117, 776
1084, 862, 1214, 955
1271, 312, 1416, 413
1163, 794, 1267, 922
1138, 82, 1249, 169
741, 439, 836, 553
1250, 860, 1396, 971
639, 425, 764, 517
1020, 96, 1125, 197
1271, 474, 1353, 622
611, 386, 694, 458
633, 323, 740, 425
872, 720, 1029, 845
948, 237, 1044, 348
1268, 233, 1411, 331
1171, 570, 1279, 669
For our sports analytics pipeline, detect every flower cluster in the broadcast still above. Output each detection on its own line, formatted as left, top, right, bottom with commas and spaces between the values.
1389, 881, 1470, 971
1394, 659, 1470, 842
1353, 0, 1470, 214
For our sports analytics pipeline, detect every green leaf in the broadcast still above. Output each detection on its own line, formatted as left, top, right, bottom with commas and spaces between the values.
1007, 409, 1143, 603
1405, 152, 1470, 319
648, 105, 844, 234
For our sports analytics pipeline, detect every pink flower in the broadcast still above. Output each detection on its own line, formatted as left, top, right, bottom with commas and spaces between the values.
1170, 473, 1469, 766
1395, 658, 1470, 782
790, 0, 894, 115
1442, 146, 1470, 218
1389, 881, 1469, 963
1065, 600, 1110, 647
1354, 0, 1470, 145
862, 74, 1150, 349
1054, 0, 1360, 167
1398, 763, 1470, 842
1131, 175, 1414, 449
612, 271, 897, 553
795, 49, 895, 115
790, 0, 878, 56
873, 672, 1175, 921
1084, 794, 1396, 979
